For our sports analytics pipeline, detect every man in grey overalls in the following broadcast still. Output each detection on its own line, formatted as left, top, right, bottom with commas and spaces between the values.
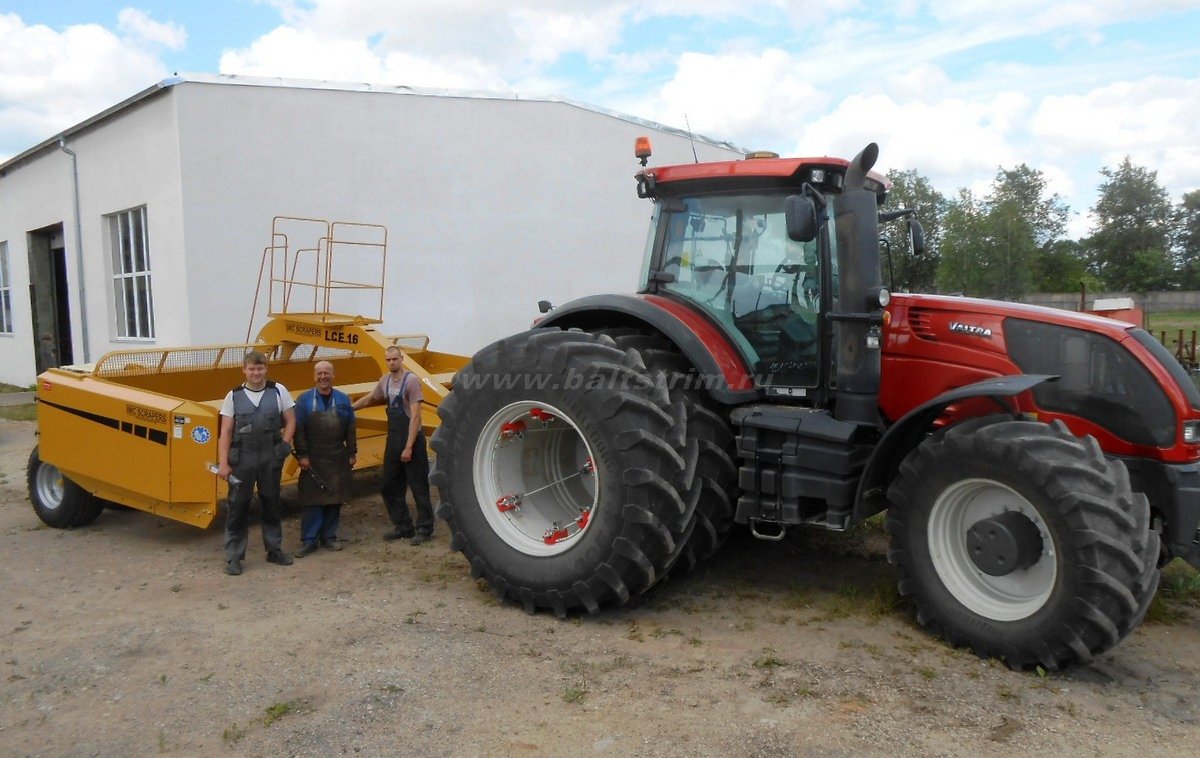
353, 345, 435, 545
217, 350, 297, 575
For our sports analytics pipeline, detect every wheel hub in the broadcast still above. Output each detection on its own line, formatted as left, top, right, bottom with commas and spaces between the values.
966, 510, 1044, 576
473, 400, 599, 557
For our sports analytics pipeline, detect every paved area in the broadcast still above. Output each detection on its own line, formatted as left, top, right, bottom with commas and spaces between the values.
0, 392, 34, 406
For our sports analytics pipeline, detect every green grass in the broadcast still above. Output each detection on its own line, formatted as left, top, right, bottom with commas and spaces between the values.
0, 381, 36, 421
1145, 310, 1200, 336
0, 404, 37, 421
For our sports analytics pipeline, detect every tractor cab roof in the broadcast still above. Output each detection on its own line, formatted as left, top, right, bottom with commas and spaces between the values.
636, 154, 889, 199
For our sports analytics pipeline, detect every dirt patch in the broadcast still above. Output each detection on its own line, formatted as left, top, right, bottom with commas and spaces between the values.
1, 418, 1198, 755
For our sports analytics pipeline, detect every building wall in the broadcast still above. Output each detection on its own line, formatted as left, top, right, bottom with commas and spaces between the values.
0, 78, 742, 385
171, 81, 740, 357
0, 92, 186, 384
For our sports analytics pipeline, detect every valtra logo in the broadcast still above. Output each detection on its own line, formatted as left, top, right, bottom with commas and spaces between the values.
948, 321, 994, 339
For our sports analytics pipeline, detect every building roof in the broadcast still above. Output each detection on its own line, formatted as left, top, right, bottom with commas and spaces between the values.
0, 72, 743, 176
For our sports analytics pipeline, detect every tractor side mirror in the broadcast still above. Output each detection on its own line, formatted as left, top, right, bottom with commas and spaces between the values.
908, 219, 926, 256
785, 195, 819, 242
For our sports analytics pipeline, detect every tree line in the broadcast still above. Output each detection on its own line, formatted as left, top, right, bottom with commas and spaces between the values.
881, 159, 1200, 297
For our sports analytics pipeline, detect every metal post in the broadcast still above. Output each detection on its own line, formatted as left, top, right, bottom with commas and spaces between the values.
58, 138, 90, 362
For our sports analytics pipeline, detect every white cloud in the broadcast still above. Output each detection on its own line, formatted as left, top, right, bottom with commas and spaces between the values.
117, 8, 186, 51
649, 49, 825, 148
1032, 76, 1200, 195
218, 25, 508, 90
0, 13, 173, 158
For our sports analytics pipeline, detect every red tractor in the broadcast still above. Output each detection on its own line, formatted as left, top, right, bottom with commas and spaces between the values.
431, 142, 1198, 669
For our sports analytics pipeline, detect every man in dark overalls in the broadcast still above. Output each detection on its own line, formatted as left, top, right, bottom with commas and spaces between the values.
216, 350, 296, 575
294, 360, 357, 556
352, 345, 435, 545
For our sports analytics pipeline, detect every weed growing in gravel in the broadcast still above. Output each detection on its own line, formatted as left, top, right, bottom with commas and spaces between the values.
625, 620, 643, 642
916, 666, 936, 680
752, 649, 786, 669
562, 682, 587, 704
1146, 559, 1200, 623
222, 723, 245, 745
263, 700, 300, 726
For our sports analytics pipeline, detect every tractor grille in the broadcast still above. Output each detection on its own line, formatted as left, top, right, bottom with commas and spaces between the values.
908, 308, 937, 340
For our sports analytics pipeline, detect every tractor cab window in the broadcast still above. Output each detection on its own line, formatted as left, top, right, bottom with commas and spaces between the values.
658, 192, 824, 388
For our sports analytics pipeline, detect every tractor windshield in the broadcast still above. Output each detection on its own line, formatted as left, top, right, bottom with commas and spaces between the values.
657, 192, 835, 388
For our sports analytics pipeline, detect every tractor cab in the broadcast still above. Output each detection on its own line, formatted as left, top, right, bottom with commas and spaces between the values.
636, 141, 894, 412
647, 192, 828, 390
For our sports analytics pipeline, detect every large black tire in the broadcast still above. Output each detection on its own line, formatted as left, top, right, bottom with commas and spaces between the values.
27, 446, 105, 529
430, 329, 695, 616
599, 331, 737, 574
887, 416, 1160, 670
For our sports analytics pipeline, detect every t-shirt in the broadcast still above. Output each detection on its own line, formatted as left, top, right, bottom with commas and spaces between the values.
219, 382, 296, 417
367, 371, 422, 410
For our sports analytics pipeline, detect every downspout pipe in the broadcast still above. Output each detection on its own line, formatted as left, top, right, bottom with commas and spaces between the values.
58, 138, 90, 362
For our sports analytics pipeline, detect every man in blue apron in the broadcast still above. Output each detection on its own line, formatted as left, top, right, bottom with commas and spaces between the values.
353, 345, 435, 545
294, 360, 357, 557
217, 350, 296, 575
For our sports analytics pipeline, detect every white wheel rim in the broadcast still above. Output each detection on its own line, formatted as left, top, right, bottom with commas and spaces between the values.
928, 478, 1056, 621
34, 461, 66, 511
473, 401, 599, 556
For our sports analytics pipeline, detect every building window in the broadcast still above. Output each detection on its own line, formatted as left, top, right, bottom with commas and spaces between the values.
108, 207, 155, 339
0, 241, 12, 334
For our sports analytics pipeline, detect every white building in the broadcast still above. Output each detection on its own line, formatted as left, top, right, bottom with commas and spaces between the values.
0, 73, 742, 385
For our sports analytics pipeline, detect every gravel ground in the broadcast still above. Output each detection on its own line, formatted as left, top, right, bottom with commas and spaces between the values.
1, 417, 1199, 756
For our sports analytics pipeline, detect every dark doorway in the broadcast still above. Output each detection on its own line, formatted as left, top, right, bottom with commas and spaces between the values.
27, 224, 74, 372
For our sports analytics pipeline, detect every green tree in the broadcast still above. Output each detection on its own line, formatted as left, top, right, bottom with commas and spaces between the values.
1177, 189, 1200, 289
991, 164, 1069, 246
1031, 239, 1094, 293
882, 169, 945, 292
935, 165, 1063, 299
1085, 158, 1176, 291
936, 189, 984, 295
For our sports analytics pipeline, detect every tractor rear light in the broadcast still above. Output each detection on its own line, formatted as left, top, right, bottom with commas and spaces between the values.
1183, 421, 1200, 444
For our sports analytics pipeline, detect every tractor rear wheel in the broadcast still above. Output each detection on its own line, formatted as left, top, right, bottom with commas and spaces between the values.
431, 329, 694, 616
887, 416, 1159, 670
27, 446, 105, 529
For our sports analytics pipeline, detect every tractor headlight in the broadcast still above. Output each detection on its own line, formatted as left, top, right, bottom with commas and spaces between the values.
1184, 421, 1200, 444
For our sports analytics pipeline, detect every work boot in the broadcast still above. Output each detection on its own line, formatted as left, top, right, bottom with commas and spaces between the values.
410, 532, 432, 546
225, 559, 243, 576
383, 528, 415, 541
322, 539, 344, 551
296, 543, 318, 558
267, 551, 294, 566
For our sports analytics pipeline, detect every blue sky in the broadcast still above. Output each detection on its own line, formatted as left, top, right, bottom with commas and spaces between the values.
3, 1, 1199, 238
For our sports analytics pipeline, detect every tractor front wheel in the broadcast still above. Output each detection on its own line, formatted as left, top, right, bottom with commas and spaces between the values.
887, 416, 1159, 670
